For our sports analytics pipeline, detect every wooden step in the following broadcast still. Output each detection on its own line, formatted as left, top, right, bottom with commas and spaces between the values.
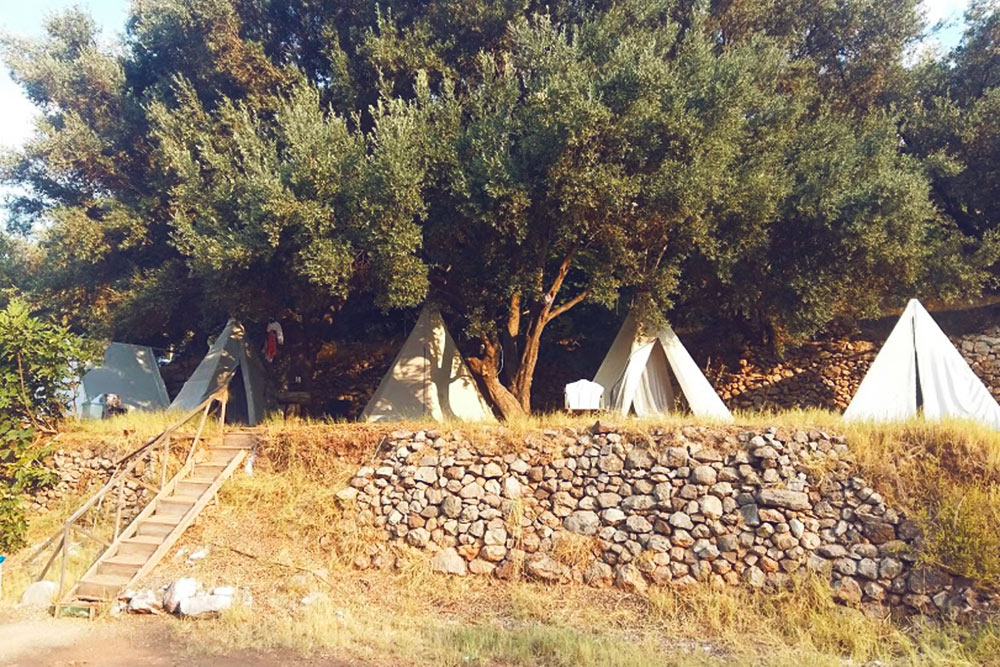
117, 535, 161, 556
97, 553, 148, 577
212, 442, 250, 452
183, 475, 218, 485
223, 432, 257, 447
208, 445, 246, 457
76, 573, 131, 600
206, 449, 241, 464
176, 480, 213, 496
137, 515, 179, 537
156, 495, 200, 516
193, 464, 227, 477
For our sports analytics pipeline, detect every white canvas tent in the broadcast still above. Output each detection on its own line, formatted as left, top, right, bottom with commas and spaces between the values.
593, 311, 732, 420
170, 319, 275, 426
362, 307, 496, 422
843, 299, 1000, 429
75, 343, 170, 419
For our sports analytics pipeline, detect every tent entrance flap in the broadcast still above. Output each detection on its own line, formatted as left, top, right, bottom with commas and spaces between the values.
594, 310, 732, 421
614, 340, 678, 416
226, 366, 249, 424
169, 319, 276, 426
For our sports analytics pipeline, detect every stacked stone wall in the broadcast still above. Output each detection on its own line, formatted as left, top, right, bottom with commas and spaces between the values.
345, 425, 995, 620
30, 447, 157, 523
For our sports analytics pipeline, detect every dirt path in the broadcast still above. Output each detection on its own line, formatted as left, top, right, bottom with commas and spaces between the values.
0, 616, 359, 666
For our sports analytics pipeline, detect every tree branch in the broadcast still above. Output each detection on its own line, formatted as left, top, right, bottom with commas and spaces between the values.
17, 353, 57, 435
544, 245, 578, 306
546, 289, 591, 322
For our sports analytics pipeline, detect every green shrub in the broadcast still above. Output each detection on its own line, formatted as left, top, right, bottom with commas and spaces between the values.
0, 300, 91, 551
918, 481, 1000, 587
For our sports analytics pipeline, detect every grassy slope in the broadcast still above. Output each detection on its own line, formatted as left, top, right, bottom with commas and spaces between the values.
5, 411, 1000, 665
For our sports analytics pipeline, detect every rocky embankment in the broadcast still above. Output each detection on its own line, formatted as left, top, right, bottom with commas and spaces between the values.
344, 425, 995, 621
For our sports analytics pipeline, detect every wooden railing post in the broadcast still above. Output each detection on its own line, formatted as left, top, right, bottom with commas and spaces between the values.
58, 525, 69, 599
186, 402, 212, 465
218, 391, 228, 429
161, 435, 170, 489
114, 477, 125, 540
37, 533, 64, 581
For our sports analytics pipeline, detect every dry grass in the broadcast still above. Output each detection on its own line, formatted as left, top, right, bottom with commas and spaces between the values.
54, 410, 225, 458
125, 419, 1000, 666
0, 486, 109, 609
550, 532, 599, 569
7, 411, 1000, 664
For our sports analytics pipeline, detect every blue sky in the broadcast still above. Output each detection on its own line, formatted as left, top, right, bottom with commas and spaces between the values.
0, 0, 977, 169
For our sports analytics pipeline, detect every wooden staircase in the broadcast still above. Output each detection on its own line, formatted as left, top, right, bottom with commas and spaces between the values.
58, 431, 255, 610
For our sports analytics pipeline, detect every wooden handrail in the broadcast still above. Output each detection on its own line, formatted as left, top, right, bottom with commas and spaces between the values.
113, 393, 221, 467
27, 390, 228, 572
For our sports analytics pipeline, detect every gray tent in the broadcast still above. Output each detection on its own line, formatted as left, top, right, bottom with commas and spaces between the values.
169, 319, 275, 425
76, 343, 170, 419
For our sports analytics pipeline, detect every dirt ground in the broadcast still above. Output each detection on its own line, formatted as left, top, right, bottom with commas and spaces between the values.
0, 615, 361, 667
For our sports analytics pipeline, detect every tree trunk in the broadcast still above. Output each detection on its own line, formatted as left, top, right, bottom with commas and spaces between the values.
500, 293, 521, 385
512, 316, 545, 413
467, 338, 526, 420
472, 247, 590, 418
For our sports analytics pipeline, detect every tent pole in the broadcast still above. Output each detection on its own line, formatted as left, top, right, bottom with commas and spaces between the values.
913, 309, 923, 413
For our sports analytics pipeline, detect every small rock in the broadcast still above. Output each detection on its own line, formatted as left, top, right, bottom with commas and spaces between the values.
564, 510, 601, 535
625, 448, 655, 469
584, 560, 614, 587
431, 548, 469, 576
601, 508, 626, 524
19, 581, 58, 609
460, 482, 484, 500
598, 455, 624, 474
525, 554, 569, 582
615, 563, 648, 593
414, 467, 438, 484
833, 577, 863, 605
503, 477, 522, 499
406, 527, 431, 548
669, 512, 694, 530
483, 462, 504, 478
625, 515, 653, 533
441, 495, 463, 518
700, 495, 723, 520
691, 465, 718, 485
757, 489, 810, 511
907, 567, 952, 595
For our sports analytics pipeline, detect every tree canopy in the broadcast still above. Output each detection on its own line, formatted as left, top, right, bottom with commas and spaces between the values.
3, 0, 999, 417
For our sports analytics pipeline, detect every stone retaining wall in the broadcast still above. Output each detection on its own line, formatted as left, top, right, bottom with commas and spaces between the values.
31, 448, 157, 522
344, 425, 994, 621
